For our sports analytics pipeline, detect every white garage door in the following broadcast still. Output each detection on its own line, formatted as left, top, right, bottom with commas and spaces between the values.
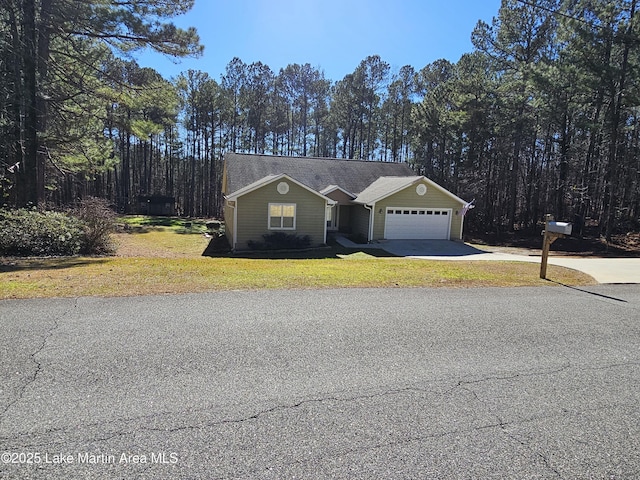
384, 208, 451, 239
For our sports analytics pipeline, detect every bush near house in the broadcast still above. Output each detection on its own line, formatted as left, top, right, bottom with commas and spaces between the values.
247, 232, 312, 251
0, 198, 116, 257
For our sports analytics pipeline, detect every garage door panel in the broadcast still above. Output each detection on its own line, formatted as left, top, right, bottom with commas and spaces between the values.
385, 208, 451, 239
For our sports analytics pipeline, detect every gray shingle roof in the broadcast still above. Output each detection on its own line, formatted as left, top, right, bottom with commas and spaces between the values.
224, 153, 416, 196
353, 176, 423, 204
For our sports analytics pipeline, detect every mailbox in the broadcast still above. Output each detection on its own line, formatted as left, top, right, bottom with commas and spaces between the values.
540, 216, 573, 280
547, 221, 572, 235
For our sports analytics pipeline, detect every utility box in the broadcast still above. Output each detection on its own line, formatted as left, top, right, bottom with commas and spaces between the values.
547, 221, 572, 235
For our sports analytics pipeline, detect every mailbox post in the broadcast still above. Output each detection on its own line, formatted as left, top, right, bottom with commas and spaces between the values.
540, 215, 572, 279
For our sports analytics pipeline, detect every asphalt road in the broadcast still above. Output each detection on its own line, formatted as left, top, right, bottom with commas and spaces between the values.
1, 285, 639, 479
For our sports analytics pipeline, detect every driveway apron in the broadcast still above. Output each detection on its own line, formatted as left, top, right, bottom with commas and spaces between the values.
369, 239, 640, 284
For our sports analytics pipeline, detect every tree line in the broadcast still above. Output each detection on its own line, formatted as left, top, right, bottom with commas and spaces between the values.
1, 0, 638, 238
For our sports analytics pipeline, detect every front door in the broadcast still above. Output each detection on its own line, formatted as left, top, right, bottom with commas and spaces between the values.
327, 204, 339, 231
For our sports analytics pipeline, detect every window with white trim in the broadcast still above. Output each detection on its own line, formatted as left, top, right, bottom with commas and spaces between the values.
269, 203, 296, 230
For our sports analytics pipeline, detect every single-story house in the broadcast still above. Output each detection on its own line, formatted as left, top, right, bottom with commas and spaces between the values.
222, 153, 468, 250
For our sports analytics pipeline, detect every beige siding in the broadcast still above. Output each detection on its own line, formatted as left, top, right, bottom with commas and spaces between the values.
350, 204, 371, 240
371, 180, 465, 240
223, 202, 235, 246
234, 181, 327, 249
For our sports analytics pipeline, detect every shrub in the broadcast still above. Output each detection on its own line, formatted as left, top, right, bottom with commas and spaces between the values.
206, 220, 222, 232
72, 197, 116, 254
0, 199, 117, 257
247, 232, 312, 250
202, 232, 231, 256
0, 208, 85, 256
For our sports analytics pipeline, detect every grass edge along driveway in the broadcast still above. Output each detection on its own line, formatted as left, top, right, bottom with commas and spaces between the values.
0, 254, 595, 300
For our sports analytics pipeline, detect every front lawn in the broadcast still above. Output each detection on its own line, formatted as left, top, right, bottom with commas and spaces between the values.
0, 217, 595, 299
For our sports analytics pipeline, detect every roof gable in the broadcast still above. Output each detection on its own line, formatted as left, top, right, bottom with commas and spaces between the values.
353, 176, 467, 205
225, 173, 334, 203
353, 176, 422, 204
223, 153, 415, 196
320, 185, 356, 198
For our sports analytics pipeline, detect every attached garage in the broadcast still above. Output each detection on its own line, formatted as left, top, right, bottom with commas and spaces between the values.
353, 176, 467, 242
384, 208, 452, 240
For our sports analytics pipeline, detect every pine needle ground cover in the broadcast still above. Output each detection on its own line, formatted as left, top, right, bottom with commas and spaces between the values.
0, 217, 595, 299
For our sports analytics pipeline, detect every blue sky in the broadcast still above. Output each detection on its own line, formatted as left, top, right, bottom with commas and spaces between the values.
135, 0, 503, 82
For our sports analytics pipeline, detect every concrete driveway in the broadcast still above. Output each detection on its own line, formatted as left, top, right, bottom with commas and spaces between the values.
370, 239, 640, 284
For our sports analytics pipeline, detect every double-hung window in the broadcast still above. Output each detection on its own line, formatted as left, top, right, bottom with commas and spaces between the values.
269, 203, 296, 230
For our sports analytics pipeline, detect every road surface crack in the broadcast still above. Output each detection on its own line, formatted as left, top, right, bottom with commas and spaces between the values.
581, 360, 640, 372
453, 363, 572, 390
452, 366, 572, 480
0, 299, 77, 422
81, 385, 445, 443
499, 423, 564, 479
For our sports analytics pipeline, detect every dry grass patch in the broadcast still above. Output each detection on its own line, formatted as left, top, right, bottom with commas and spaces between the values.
0, 218, 596, 299
1, 256, 594, 299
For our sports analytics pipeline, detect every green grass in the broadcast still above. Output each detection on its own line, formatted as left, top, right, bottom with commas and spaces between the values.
0, 256, 595, 299
0, 216, 597, 299
117, 215, 210, 235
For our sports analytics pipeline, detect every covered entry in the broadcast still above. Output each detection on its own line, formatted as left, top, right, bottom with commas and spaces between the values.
384, 208, 452, 240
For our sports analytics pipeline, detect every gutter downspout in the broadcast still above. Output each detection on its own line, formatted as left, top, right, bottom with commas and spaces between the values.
224, 195, 237, 251
324, 200, 337, 244
232, 199, 238, 250
324, 201, 329, 245
364, 203, 375, 242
